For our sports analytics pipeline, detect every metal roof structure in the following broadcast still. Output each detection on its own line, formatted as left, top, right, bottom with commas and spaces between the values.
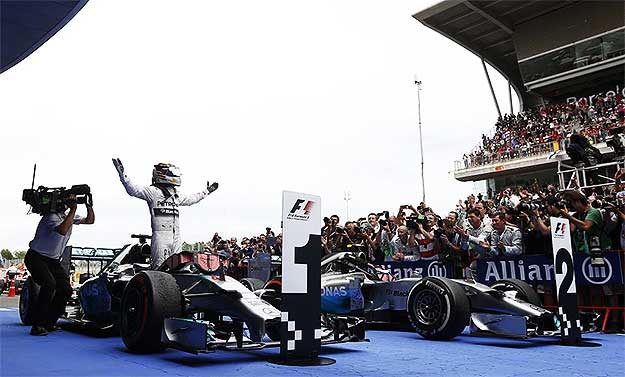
413, 0, 578, 109
1, 0, 89, 74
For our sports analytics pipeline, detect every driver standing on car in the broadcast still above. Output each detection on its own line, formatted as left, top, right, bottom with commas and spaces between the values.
112, 158, 218, 269
25, 195, 95, 336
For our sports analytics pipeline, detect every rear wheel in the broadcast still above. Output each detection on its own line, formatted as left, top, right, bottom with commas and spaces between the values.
490, 279, 541, 306
120, 271, 182, 353
19, 277, 40, 326
407, 277, 470, 340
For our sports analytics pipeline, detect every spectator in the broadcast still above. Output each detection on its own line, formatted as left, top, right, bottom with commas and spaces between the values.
460, 95, 625, 169
229, 237, 240, 253
367, 213, 381, 233
240, 237, 254, 258
390, 225, 418, 261
273, 234, 283, 256
375, 220, 394, 262
415, 214, 440, 261
343, 222, 371, 255
457, 208, 492, 258
437, 211, 466, 276
474, 201, 492, 226
480, 212, 524, 257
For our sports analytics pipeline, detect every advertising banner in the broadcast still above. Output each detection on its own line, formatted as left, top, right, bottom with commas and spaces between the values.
280, 191, 321, 360
375, 260, 453, 280
475, 252, 623, 286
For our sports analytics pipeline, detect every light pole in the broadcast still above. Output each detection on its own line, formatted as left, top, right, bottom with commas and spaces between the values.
415, 77, 425, 203
344, 190, 351, 221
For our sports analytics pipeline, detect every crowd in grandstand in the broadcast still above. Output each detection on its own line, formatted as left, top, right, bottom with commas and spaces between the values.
462, 93, 625, 168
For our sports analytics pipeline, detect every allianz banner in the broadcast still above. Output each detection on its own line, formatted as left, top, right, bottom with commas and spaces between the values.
376, 260, 453, 280
475, 253, 624, 286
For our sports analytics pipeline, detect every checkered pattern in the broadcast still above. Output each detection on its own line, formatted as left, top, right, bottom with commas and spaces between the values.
281, 311, 322, 350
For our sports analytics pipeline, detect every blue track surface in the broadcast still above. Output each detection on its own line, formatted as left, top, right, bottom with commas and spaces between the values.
1, 308, 623, 377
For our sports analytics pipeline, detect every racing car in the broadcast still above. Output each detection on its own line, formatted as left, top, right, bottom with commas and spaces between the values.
19, 236, 365, 354
258, 252, 560, 340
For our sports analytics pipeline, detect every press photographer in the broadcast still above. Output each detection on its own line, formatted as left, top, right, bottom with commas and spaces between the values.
23, 185, 95, 336
436, 212, 464, 277
560, 191, 611, 264
411, 212, 441, 261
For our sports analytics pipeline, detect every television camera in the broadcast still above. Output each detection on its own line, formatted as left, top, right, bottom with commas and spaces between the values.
21, 164, 92, 215
23, 185, 92, 215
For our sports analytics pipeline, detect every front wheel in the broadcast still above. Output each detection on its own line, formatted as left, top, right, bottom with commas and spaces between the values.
407, 277, 470, 340
120, 271, 182, 353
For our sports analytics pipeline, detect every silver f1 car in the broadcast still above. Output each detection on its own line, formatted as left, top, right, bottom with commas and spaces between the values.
20, 237, 365, 354
312, 252, 558, 340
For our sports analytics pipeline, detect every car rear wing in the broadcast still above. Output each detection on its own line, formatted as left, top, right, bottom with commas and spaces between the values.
61, 245, 123, 276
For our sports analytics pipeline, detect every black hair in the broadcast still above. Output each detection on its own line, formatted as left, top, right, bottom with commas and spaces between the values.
467, 208, 481, 217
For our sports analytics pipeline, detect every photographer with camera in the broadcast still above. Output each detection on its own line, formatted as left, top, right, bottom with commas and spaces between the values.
390, 225, 418, 261
374, 217, 394, 262
560, 191, 611, 259
112, 158, 218, 269
414, 213, 441, 261
25, 193, 94, 336
437, 211, 465, 277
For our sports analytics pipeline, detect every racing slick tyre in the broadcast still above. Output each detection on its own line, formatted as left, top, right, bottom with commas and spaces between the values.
240, 278, 265, 292
120, 271, 182, 353
490, 279, 542, 306
407, 277, 470, 340
19, 277, 40, 326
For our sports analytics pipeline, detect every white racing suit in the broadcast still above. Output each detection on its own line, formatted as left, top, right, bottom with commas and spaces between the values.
115, 171, 212, 269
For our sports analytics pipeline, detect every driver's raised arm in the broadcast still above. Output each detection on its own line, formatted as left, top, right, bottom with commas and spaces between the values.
112, 158, 152, 201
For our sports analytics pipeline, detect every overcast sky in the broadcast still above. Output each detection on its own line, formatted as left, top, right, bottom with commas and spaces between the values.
0, 0, 519, 250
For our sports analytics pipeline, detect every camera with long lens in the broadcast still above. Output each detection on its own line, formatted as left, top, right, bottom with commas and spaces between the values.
22, 184, 92, 215
517, 200, 542, 215
433, 219, 446, 239
597, 194, 625, 210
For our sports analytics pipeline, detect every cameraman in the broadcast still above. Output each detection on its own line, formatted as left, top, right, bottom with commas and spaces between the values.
25, 195, 94, 336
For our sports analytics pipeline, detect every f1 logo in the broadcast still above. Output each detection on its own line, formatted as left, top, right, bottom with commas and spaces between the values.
288, 199, 315, 221
555, 222, 567, 235
290, 199, 314, 215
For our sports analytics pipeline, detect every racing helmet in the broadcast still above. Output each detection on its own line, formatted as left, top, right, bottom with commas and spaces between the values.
152, 163, 181, 186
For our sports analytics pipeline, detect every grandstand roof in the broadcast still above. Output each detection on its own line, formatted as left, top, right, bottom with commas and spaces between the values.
0, 0, 89, 74
413, 0, 577, 109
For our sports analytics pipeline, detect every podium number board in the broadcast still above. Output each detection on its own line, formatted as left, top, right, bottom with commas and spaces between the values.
280, 191, 322, 360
